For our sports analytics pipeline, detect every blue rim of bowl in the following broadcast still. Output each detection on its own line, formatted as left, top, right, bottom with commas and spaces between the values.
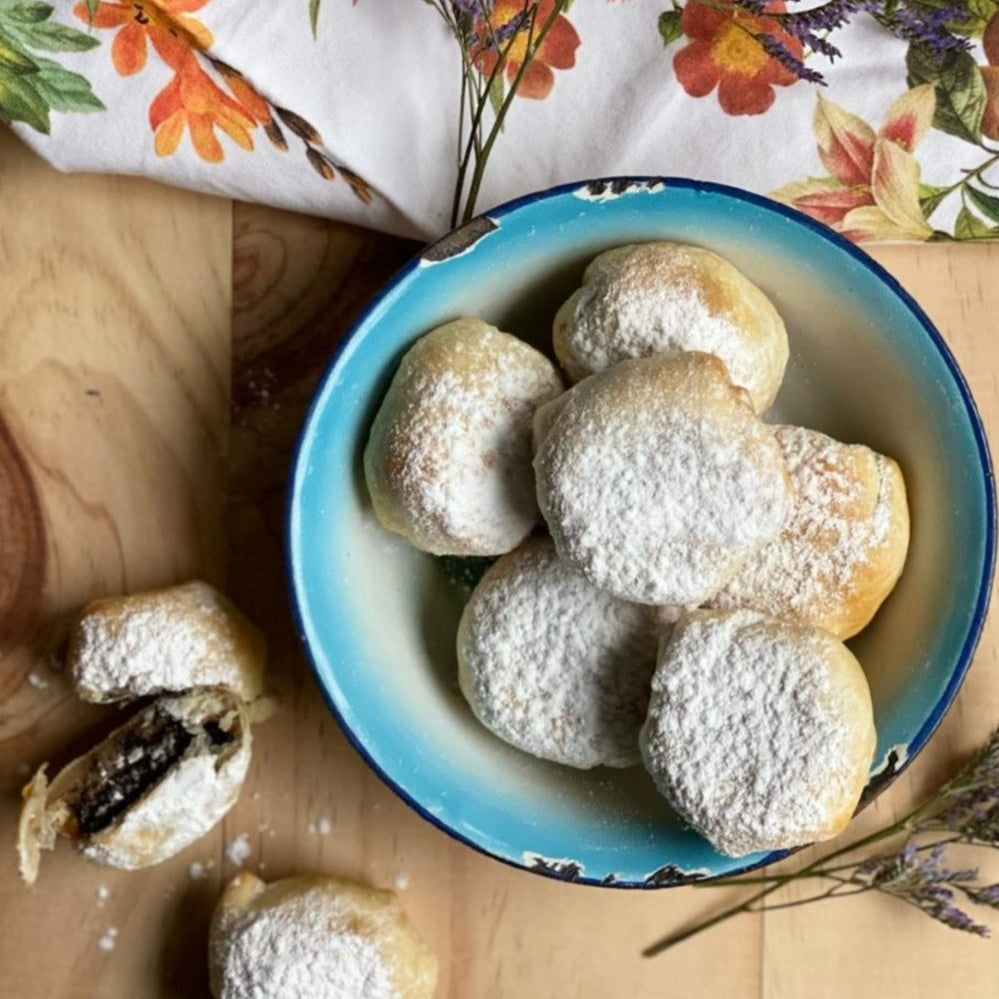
288, 176, 997, 889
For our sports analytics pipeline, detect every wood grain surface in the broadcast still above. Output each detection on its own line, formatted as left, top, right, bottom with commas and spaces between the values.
2, 133, 999, 997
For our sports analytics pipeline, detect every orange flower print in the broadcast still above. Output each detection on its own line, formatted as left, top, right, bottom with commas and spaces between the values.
980, 13, 999, 141
771, 87, 936, 243
473, 0, 581, 100
673, 0, 801, 116
150, 52, 255, 162
74, 0, 212, 76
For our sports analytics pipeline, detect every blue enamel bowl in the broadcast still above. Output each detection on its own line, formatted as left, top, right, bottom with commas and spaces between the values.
289, 178, 995, 887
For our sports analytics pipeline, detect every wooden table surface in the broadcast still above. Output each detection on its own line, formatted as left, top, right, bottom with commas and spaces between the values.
2, 128, 999, 998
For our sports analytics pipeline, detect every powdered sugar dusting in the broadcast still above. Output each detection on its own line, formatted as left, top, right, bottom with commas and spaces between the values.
69, 582, 262, 703
712, 426, 903, 636
367, 320, 563, 556
641, 609, 873, 857
226, 834, 252, 867
458, 538, 669, 768
535, 353, 791, 605
212, 887, 398, 999
554, 243, 784, 409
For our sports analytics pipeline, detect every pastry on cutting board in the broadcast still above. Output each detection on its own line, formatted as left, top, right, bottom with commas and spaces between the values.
209, 872, 437, 999
18, 687, 251, 882
67, 580, 267, 704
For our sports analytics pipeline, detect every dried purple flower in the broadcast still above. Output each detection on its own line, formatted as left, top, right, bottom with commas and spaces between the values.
451, 0, 492, 18
888, 3, 971, 58
850, 842, 988, 936
965, 884, 999, 910
759, 34, 827, 84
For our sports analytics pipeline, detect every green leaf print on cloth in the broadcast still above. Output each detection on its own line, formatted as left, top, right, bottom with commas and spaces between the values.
0, 0, 103, 133
906, 44, 987, 145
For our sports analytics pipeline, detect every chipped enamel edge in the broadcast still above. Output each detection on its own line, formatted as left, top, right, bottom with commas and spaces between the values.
573, 178, 667, 203
418, 215, 500, 267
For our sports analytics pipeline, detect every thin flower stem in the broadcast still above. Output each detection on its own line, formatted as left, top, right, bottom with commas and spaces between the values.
449, 15, 521, 227
649, 798, 949, 955
933, 151, 999, 199
746, 883, 873, 912
460, 0, 568, 223
643, 875, 797, 957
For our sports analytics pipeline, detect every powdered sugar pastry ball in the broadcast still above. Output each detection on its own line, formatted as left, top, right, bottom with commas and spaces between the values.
640, 609, 876, 858
457, 538, 677, 769
533, 352, 793, 606
552, 242, 788, 412
67, 580, 267, 704
711, 426, 910, 639
364, 318, 564, 556
209, 873, 437, 999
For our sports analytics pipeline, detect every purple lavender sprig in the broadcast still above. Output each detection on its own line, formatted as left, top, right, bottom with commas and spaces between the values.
723, 0, 972, 86
449, 0, 530, 50
851, 843, 989, 936
759, 34, 827, 84
644, 728, 999, 959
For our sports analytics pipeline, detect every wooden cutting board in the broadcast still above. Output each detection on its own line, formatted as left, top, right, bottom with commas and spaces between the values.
2, 127, 999, 997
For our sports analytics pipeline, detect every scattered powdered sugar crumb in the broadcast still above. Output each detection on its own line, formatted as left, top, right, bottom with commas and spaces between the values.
225, 834, 252, 867
189, 860, 216, 880
213, 887, 398, 999
96, 885, 110, 904
392, 873, 410, 892
642, 609, 869, 857
713, 426, 898, 627
251, 791, 261, 801
97, 927, 118, 953
459, 537, 665, 769
317, 816, 331, 836
26, 672, 49, 690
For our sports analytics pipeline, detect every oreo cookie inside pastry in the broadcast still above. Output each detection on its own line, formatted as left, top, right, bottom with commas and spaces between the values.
18, 687, 251, 882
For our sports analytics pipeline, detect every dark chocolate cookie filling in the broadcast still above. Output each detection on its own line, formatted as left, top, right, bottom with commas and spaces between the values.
71, 702, 235, 837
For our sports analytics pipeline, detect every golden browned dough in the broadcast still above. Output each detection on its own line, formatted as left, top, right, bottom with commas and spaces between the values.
553, 242, 788, 412
711, 425, 910, 639
364, 317, 563, 556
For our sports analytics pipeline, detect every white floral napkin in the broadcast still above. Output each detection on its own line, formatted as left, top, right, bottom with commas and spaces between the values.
5, 0, 999, 242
